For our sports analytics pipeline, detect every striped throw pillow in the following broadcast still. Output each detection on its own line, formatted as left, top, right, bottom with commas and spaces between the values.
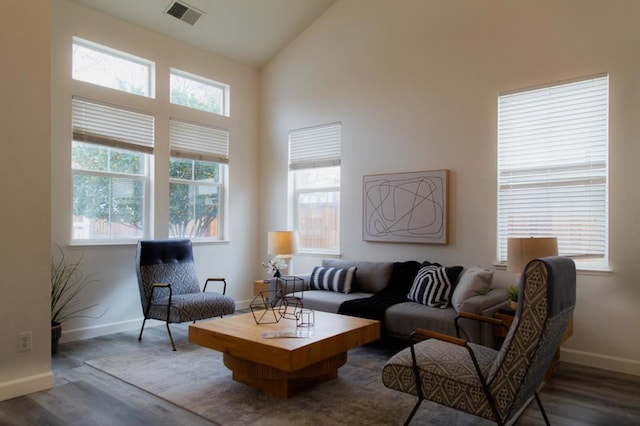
407, 264, 463, 308
310, 266, 357, 294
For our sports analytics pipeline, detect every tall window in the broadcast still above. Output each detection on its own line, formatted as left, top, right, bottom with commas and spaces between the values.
497, 75, 609, 269
70, 37, 233, 244
170, 68, 229, 116
71, 98, 153, 241
289, 123, 342, 254
169, 119, 228, 239
72, 37, 154, 98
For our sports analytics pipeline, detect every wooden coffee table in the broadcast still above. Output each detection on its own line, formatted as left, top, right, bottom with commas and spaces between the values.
189, 311, 380, 398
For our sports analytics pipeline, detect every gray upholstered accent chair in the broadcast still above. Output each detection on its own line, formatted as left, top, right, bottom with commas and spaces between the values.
382, 256, 576, 425
136, 239, 235, 350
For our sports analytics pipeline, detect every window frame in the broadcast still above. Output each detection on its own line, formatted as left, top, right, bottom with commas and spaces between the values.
288, 122, 342, 255
70, 98, 154, 244
292, 167, 341, 254
71, 143, 151, 244
168, 158, 226, 241
170, 68, 230, 117
68, 36, 234, 246
72, 36, 155, 98
168, 118, 229, 241
496, 74, 609, 271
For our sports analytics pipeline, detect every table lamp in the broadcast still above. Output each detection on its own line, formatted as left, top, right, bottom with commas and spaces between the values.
507, 237, 558, 274
507, 237, 558, 310
267, 231, 298, 277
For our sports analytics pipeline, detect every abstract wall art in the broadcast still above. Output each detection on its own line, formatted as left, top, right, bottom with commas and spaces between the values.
363, 169, 449, 244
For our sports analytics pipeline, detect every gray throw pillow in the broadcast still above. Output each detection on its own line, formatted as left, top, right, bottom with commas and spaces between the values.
450, 266, 494, 312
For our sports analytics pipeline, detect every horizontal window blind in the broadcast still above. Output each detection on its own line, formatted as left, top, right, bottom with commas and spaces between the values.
289, 122, 341, 170
170, 119, 229, 163
72, 97, 154, 153
497, 75, 608, 264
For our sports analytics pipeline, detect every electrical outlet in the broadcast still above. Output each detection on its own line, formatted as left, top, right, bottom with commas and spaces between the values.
17, 331, 32, 352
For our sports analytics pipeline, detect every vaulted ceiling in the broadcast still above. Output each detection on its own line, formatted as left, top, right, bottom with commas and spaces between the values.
70, 0, 337, 69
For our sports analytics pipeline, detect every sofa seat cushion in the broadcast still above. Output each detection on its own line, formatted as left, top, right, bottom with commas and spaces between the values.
295, 290, 372, 314
384, 302, 459, 338
322, 259, 394, 293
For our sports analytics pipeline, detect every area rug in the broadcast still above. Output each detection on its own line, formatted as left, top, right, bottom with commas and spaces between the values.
85, 341, 488, 426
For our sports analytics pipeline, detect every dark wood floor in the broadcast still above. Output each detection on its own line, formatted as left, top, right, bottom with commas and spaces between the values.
0, 321, 639, 425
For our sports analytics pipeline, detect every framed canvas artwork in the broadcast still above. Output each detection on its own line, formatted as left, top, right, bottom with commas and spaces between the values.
363, 169, 449, 244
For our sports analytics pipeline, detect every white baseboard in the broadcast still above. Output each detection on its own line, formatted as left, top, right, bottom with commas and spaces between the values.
60, 318, 144, 343
561, 348, 640, 376
60, 299, 252, 343
0, 371, 54, 402
235, 299, 250, 310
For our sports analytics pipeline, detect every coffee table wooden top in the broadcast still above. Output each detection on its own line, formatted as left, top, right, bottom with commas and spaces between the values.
189, 311, 380, 372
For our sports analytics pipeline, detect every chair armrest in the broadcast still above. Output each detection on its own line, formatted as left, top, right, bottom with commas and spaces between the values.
412, 328, 467, 346
457, 311, 503, 326
455, 311, 510, 336
203, 277, 227, 295
145, 283, 172, 313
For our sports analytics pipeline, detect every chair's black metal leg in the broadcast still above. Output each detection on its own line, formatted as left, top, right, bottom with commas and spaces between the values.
138, 317, 147, 341
535, 391, 551, 425
404, 399, 422, 426
166, 321, 176, 351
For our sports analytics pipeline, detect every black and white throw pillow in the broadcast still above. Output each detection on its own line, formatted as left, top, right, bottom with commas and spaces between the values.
310, 266, 357, 294
407, 264, 463, 308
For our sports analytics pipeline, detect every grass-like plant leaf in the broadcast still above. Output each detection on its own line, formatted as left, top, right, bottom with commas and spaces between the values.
51, 245, 106, 324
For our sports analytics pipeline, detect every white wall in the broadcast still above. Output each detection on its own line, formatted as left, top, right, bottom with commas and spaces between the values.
0, 0, 54, 400
260, 0, 640, 375
50, 0, 261, 342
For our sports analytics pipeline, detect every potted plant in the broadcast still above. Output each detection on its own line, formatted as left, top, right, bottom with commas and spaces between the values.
506, 285, 519, 311
51, 246, 104, 354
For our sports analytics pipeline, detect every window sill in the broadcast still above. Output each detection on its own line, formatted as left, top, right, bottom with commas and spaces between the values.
69, 238, 230, 247
295, 251, 342, 258
493, 262, 612, 276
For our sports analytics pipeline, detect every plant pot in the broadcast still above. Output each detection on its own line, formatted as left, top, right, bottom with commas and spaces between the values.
510, 300, 518, 311
51, 321, 62, 355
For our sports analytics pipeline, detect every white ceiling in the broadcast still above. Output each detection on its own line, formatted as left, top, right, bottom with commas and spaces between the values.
70, 0, 337, 69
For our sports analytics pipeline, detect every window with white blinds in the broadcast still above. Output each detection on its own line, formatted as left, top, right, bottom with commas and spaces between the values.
71, 98, 152, 241
289, 122, 341, 170
170, 119, 229, 163
72, 97, 154, 153
289, 123, 342, 253
168, 119, 227, 239
497, 75, 609, 269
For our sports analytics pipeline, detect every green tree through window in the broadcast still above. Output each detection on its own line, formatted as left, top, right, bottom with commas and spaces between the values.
169, 158, 222, 238
72, 143, 146, 238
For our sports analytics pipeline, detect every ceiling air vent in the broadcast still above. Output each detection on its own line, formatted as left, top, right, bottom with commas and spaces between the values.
166, 1, 204, 26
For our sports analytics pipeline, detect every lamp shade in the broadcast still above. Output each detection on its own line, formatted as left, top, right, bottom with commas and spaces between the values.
507, 237, 558, 273
267, 231, 297, 256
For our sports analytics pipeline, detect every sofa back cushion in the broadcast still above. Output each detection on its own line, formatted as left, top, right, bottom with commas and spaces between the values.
322, 259, 394, 293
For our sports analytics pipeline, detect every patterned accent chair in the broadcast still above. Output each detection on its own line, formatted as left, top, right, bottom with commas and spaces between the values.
136, 239, 235, 350
382, 256, 576, 425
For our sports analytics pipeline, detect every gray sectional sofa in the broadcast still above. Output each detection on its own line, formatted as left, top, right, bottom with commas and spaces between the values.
272, 258, 510, 346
